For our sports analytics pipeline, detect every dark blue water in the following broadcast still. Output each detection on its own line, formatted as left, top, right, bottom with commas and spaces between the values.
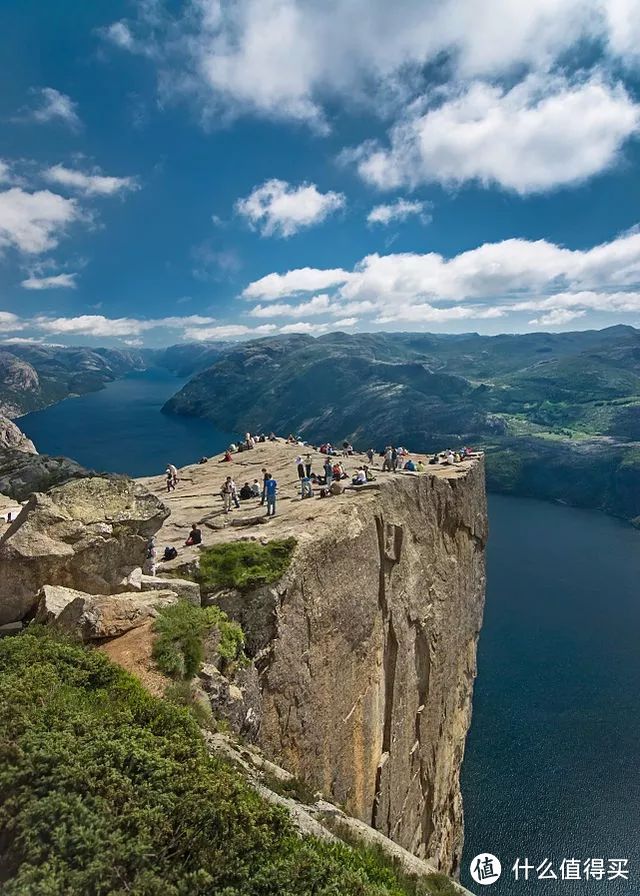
18, 372, 640, 892
461, 495, 640, 894
19, 368, 235, 477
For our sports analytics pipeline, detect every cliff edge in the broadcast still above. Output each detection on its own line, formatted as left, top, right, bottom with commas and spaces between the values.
140, 441, 487, 876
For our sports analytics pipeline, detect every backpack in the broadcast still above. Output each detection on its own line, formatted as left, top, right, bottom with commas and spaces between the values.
163, 546, 178, 561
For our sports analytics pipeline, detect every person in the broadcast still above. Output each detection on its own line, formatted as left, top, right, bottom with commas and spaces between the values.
332, 461, 345, 480
444, 450, 455, 465
322, 458, 332, 485
221, 476, 240, 512
260, 467, 269, 505
296, 456, 305, 479
168, 463, 178, 487
250, 479, 261, 497
364, 464, 375, 482
165, 468, 175, 492
185, 523, 202, 546
416, 460, 425, 473
239, 482, 253, 500
383, 447, 393, 472
391, 446, 398, 472
366, 448, 375, 464
264, 474, 277, 516
404, 458, 416, 472
300, 476, 313, 498
221, 450, 232, 463
144, 537, 157, 576
352, 467, 367, 485
304, 453, 312, 477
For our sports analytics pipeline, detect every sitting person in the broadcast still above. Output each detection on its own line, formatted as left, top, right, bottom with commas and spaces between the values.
364, 465, 376, 481
429, 454, 439, 465
300, 476, 313, 498
404, 459, 416, 472
221, 450, 233, 463
250, 479, 261, 497
239, 482, 253, 500
415, 460, 425, 473
185, 523, 202, 546
352, 467, 367, 485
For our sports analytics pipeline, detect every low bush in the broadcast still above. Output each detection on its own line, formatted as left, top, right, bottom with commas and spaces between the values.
197, 537, 296, 592
0, 630, 438, 895
152, 601, 244, 680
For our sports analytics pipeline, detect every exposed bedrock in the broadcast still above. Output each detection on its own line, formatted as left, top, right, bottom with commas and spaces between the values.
244, 461, 487, 876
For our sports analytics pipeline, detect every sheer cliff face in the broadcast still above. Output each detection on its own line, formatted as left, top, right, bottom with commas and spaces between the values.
256, 462, 487, 876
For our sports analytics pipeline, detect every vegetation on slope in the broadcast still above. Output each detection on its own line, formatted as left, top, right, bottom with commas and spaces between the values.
197, 537, 296, 592
0, 631, 451, 896
152, 601, 245, 679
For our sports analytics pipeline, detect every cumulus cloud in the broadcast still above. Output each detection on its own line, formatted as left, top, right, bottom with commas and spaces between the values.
236, 179, 345, 237
0, 312, 25, 333
21, 272, 77, 290
34, 314, 217, 338
182, 323, 277, 340
103, 0, 640, 131
242, 267, 350, 300
353, 73, 640, 194
240, 227, 640, 328
249, 294, 332, 317
332, 317, 358, 327
45, 165, 139, 197
529, 308, 587, 326
367, 199, 430, 225
0, 188, 80, 254
24, 88, 81, 130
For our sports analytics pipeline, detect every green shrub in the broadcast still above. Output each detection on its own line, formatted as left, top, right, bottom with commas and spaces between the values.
0, 630, 432, 895
152, 601, 245, 680
197, 537, 296, 592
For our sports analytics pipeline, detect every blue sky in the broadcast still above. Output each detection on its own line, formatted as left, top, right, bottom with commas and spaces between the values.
2, 0, 640, 347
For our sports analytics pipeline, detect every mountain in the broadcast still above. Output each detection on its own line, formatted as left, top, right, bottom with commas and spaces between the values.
164, 327, 640, 524
0, 344, 151, 417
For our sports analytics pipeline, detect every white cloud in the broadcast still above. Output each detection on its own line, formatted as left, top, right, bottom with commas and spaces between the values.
529, 309, 587, 326
0, 312, 25, 333
353, 73, 640, 194
122, 337, 144, 347
104, 21, 135, 50
27, 88, 81, 129
21, 273, 77, 290
249, 294, 332, 317
279, 321, 328, 334
45, 165, 139, 197
0, 188, 80, 254
236, 179, 345, 237
242, 266, 350, 300
333, 317, 358, 327
239, 227, 640, 328
105, 0, 640, 133
34, 314, 217, 338
0, 161, 13, 184
182, 323, 277, 340
367, 199, 430, 226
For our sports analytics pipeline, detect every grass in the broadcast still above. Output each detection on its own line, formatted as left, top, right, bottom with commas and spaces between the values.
196, 537, 296, 593
323, 817, 462, 896
152, 601, 245, 680
0, 629, 444, 896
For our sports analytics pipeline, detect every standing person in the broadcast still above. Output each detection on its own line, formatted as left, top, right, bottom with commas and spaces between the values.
165, 467, 175, 492
264, 474, 277, 517
295, 455, 305, 479
168, 463, 178, 487
229, 477, 240, 508
323, 457, 333, 485
144, 537, 157, 576
260, 467, 268, 505
391, 446, 398, 472
383, 447, 393, 472
304, 453, 312, 478
221, 477, 233, 513
366, 448, 375, 465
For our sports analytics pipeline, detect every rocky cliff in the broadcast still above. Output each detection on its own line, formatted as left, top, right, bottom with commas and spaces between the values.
141, 440, 487, 876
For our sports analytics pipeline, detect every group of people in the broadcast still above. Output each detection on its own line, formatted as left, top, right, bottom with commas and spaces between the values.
220, 469, 278, 516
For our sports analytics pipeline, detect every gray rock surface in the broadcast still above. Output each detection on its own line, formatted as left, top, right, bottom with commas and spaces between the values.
140, 573, 201, 606
40, 586, 178, 640
0, 448, 90, 502
0, 416, 36, 453
0, 477, 169, 625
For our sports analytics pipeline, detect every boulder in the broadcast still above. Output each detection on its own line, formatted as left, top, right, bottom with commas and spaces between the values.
0, 477, 170, 625
0, 416, 36, 454
0, 448, 89, 502
36, 584, 178, 640
140, 573, 201, 606
199, 662, 261, 740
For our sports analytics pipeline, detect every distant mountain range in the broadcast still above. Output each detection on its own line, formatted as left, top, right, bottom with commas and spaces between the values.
1, 327, 638, 524
163, 327, 640, 525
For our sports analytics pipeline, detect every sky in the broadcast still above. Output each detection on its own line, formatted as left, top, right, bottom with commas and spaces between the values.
2, 0, 640, 348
